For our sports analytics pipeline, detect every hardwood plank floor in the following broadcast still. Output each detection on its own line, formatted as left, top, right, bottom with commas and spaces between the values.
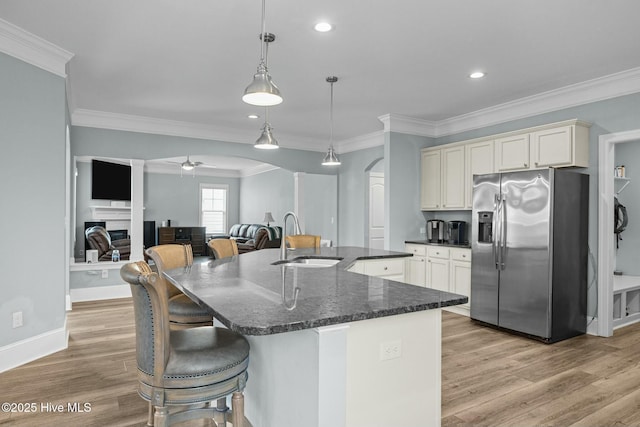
2, 300, 640, 426
442, 310, 640, 427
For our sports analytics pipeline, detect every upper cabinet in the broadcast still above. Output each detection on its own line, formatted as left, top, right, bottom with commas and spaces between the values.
421, 146, 465, 210
441, 146, 466, 209
531, 124, 589, 168
421, 119, 590, 211
465, 140, 495, 209
495, 133, 530, 171
420, 149, 441, 210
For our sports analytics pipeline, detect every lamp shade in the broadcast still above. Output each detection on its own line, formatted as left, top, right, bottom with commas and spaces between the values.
254, 122, 279, 149
263, 212, 275, 224
243, 70, 283, 107
321, 146, 341, 166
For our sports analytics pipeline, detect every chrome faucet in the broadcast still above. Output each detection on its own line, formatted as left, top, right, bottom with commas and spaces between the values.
280, 211, 302, 260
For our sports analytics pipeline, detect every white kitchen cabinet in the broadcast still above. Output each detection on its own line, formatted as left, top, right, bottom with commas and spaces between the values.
450, 248, 471, 309
495, 133, 530, 171
426, 246, 449, 292
465, 140, 495, 209
404, 244, 426, 286
420, 120, 590, 212
347, 257, 405, 282
531, 123, 589, 168
420, 149, 441, 210
441, 146, 466, 209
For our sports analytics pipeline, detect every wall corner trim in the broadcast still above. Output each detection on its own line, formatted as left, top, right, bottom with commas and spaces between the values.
0, 18, 73, 77
0, 323, 68, 374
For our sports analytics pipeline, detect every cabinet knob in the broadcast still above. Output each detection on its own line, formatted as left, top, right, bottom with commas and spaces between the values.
524, 163, 528, 167
462, 254, 466, 258
384, 266, 388, 270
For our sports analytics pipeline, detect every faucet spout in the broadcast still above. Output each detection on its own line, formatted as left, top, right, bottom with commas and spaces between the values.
280, 211, 301, 260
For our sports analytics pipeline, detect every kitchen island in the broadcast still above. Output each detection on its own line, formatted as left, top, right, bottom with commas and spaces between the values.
164, 246, 467, 427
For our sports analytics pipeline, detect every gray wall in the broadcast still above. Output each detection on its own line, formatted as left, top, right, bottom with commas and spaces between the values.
0, 52, 67, 347
144, 172, 240, 232
239, 168, 294, 227
614, 141, 640, 275
337, 146, 384, 246
385, 132, 435, 250
302, 173, 338, 245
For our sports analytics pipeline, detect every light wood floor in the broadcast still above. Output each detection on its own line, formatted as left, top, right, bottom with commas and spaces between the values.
2, 299, 640, 426
442, 310, 640, 427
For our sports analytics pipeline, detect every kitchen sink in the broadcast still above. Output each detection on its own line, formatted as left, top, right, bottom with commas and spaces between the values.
272, 257, 342, 268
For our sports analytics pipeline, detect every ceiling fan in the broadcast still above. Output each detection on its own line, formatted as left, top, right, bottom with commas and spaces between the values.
180, 155, 203, 171
168, 155, 204, 177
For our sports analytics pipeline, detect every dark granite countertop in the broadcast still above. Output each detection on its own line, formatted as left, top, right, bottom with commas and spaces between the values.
405, 240, 471, 249
163, 246, 467, 336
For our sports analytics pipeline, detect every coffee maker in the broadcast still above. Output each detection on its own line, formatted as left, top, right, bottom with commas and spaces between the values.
426, 220, 445, 243
448, 220, 467, 245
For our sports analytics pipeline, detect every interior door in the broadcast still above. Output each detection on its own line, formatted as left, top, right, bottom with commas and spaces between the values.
369, 172, 385, 250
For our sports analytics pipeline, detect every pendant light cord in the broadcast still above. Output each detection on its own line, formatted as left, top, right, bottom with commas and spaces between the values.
259, 0, 267, 68
329, 80, 334, 149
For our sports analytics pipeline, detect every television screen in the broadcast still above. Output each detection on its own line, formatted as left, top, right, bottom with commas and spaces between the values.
91, 159, 131, 201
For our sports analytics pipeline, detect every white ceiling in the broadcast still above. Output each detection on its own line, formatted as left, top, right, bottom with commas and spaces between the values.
2, 0, 640, 154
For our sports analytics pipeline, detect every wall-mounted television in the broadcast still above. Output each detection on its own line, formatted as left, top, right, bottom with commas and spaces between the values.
91, 159, 131, 201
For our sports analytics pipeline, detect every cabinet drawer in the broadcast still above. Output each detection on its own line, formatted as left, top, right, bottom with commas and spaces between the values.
405, 244, 426, 256
450, 248, 471, 262
362, 258, 404, 277
426, 247, 449, 259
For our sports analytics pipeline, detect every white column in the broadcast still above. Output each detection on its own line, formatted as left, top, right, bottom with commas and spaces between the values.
129, 159, 144, 261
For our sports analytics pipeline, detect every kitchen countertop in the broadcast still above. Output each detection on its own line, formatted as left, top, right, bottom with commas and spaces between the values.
163, 246, 467, 336
405, 239, 471, 249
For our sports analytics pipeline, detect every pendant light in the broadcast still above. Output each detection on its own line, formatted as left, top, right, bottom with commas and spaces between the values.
243, 0, 282, 106
322, 76, 341, 166
254, 107, 279, 149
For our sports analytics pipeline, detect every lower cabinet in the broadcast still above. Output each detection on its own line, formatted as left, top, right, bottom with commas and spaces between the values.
347, 257, 405, 282
404, 243, 471, 315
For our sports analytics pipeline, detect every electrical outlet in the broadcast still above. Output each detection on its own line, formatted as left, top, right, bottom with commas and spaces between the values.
420, 227, 426, 234
380, 339, 402, 361
12, 311, 23, 328
101, 269, 108, 279
79, 249, 84, 256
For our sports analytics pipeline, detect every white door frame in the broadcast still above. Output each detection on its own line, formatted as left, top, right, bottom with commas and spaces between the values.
598, 128, 640, 337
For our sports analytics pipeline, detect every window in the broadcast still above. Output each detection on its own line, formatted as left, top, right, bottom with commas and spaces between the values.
200, 184, 228, 235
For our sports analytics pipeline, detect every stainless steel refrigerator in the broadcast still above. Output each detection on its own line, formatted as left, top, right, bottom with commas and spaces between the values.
471, 168, 588, 343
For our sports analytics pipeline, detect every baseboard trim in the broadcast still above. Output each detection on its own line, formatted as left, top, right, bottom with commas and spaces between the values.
587, 318, 599, 336
0, 322, 68, 373
70, 284, 132, 303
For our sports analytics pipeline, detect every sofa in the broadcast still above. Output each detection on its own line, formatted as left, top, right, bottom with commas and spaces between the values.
210, 224, 282, 254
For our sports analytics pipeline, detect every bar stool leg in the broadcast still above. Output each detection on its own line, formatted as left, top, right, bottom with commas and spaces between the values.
231, 392, 244, 427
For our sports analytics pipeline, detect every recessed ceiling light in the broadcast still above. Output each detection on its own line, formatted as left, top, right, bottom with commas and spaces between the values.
314, 22, 333, 32
469, 71, 486, 79
248, 114, 260, 119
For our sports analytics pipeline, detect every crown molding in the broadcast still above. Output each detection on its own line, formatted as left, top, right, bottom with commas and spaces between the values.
144, 162, 242, 178
378, 114, 438, 137
240, 163, 281, 177
0, 18, 73, 78
337, 130, 385, 154
71, 109, 327, 153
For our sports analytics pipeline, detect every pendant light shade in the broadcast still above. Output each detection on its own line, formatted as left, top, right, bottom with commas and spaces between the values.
243, 0, 282, 106
254, 122, 279, 149
243, 64, 282, 106
322, 146, 340, 166
254, 107, 279, 149
322, 76, 341, 166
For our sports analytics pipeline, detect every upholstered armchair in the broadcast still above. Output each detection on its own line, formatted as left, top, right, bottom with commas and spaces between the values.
208, 239, 239, 259
120, 261, 250, 427
85, 225, 131, 261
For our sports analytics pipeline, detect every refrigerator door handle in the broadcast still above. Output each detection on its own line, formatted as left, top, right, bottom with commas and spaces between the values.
493, 193, 500, 269
500, 195, 507, 270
